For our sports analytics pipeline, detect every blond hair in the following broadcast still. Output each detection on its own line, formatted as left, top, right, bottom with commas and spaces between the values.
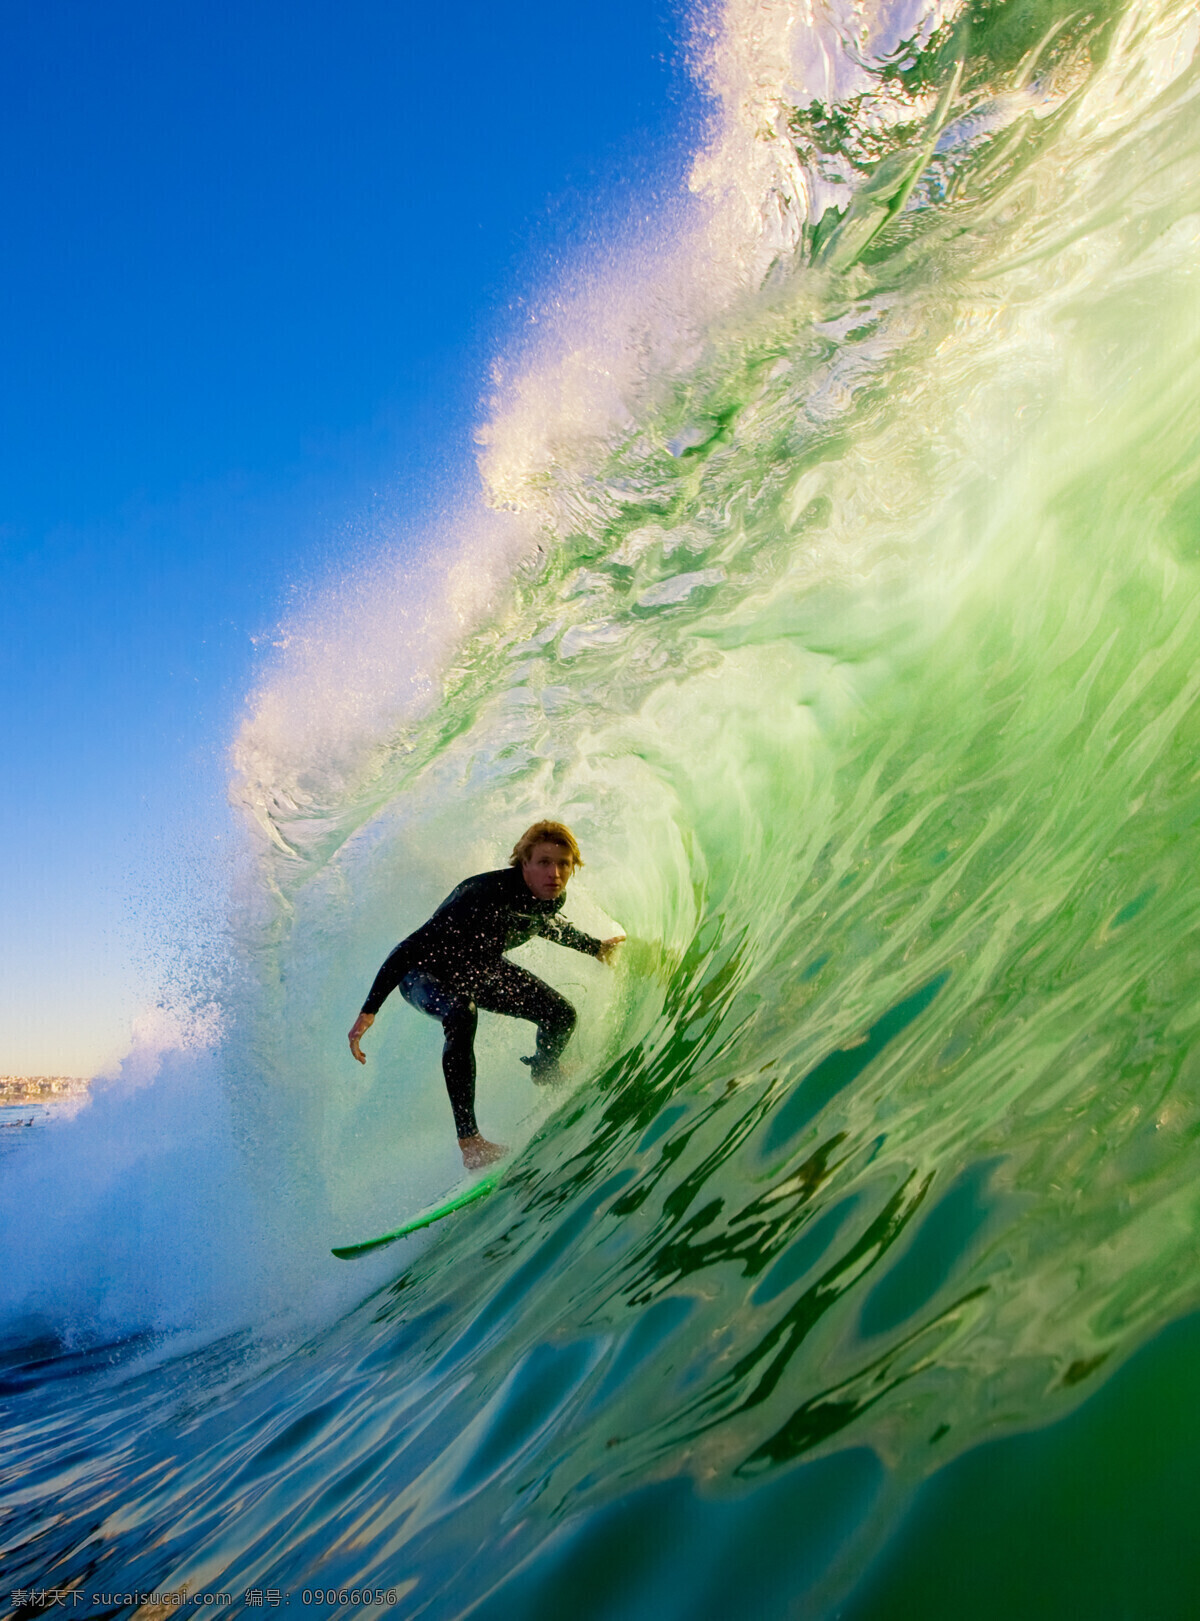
509, 820, 584, 870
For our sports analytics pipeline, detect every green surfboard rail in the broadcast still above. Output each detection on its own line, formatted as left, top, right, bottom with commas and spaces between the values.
331, 1173, 500, 1260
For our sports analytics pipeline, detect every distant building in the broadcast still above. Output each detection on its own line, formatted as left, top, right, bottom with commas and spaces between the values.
0, 1075, 90, 1105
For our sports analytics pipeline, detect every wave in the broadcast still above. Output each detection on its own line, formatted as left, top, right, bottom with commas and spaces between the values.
5, 0, 1200, 1612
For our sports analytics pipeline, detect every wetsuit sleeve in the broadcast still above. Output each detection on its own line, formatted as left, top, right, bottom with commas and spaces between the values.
360, 943, 412, 1015
537, 914, 604, 956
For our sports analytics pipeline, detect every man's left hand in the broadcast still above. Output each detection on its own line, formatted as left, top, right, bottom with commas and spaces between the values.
598, 935, 627, 964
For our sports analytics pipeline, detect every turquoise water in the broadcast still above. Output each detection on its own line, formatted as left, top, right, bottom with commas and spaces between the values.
5, 0, 1200, 1613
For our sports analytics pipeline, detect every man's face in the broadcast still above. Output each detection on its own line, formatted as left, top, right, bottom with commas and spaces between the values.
521, 841, 575, 900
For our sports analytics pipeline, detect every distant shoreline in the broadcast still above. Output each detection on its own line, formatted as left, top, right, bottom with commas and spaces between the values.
0, 1075, 90, 1106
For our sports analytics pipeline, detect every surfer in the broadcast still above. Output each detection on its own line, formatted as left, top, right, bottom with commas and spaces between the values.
348, 821, 625, 1169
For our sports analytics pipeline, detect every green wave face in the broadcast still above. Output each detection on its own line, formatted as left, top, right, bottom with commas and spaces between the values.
216, 0, 1200, 1608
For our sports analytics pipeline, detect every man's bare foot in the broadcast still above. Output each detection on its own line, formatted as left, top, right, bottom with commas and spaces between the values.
520, 1055, 564, 1086
458, 1134, 507, 1170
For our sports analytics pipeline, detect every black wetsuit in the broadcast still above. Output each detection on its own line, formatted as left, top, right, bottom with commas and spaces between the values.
360, 866, 602, 1138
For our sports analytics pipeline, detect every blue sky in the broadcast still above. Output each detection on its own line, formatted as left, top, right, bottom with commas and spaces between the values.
0, 0, 703, 1075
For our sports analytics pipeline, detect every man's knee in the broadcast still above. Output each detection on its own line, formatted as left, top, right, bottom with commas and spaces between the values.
443, 996, 477, 1036
546, 995, 576, 1037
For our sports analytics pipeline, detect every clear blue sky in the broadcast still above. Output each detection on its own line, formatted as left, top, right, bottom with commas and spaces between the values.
0, 0, 703, 1075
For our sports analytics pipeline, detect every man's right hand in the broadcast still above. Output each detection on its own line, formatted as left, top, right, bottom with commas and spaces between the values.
348, 1011, 374, 1064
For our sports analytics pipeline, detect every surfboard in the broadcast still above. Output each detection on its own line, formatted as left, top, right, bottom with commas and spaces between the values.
331, 1173, 500, 1260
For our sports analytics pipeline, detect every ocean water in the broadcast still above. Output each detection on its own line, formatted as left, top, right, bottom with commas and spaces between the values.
5, 0, 1200, 1615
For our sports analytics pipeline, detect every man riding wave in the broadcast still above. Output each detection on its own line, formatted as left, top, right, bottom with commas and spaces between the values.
348, 821, 624, 1168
